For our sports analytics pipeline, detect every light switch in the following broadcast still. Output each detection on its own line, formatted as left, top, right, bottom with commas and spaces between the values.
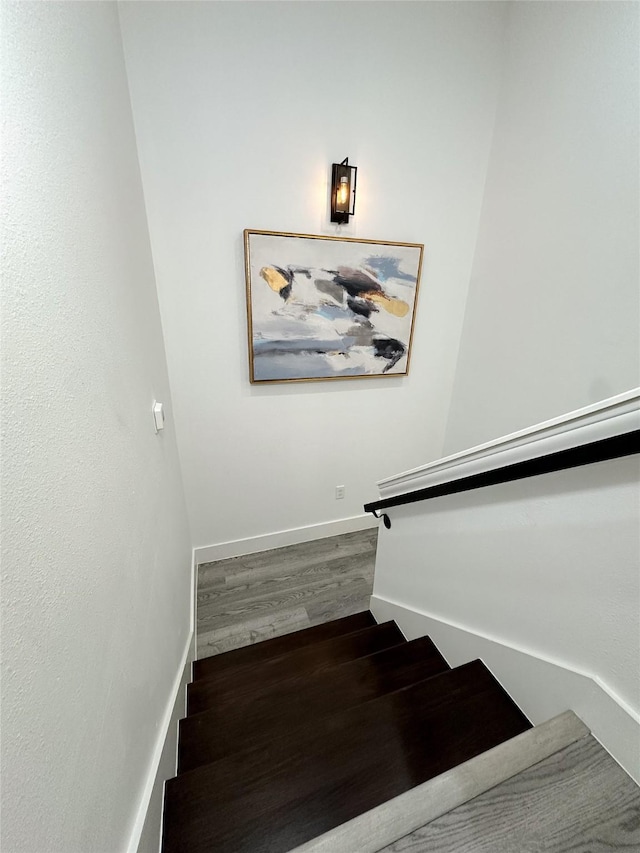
153, 401, 165, 433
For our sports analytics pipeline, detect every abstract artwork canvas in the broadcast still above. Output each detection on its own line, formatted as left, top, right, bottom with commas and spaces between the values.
244, 230, 423, 383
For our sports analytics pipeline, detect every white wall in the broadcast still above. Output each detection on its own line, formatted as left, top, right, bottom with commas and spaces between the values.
444, 1, 639, 454
370, 0, 640, 783
1, 4, 192, 851
118, 0, 508, 551
372, 453, 640, 777
374, 457, 640, 714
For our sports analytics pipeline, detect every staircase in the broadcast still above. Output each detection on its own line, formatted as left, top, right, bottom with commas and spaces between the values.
161, 611, 540, 852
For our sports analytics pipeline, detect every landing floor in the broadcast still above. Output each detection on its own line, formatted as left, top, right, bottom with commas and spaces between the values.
196, 528, 377, 660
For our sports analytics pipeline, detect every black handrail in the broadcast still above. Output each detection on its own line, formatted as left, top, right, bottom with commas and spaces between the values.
364, 429, 640, 529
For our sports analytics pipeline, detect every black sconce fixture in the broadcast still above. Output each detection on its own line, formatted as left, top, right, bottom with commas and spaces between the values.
330, 157, 357, 224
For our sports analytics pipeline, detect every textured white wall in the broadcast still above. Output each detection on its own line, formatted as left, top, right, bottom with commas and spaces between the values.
118, 0, 507, 550
1, 3, 192, 852
444, 1, 639, 454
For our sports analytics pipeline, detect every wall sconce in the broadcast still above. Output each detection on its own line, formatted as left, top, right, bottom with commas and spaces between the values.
330, 157, 357, 224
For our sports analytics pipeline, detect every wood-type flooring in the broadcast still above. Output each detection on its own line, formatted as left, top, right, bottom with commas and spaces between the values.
196, 528, 377, 659
381, 734, 640, 852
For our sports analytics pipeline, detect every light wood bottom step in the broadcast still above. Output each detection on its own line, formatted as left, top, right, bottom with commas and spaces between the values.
379, 729, 640, 852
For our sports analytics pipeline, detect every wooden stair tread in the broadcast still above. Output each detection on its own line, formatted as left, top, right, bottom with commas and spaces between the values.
376, 735, 640, 853
178, 635, 450, 772
186, 621, 405, 716
163, 659, 532, 853
192, 610, 375, 680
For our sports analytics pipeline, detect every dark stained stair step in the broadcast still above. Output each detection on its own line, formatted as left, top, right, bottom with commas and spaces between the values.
192, 609, 375, 680
179, 634, 450, 773
186, 620, 405, 716
163, 659, 532, 853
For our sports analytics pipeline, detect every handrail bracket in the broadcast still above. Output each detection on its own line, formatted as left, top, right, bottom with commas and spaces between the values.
371, 510, 391, 529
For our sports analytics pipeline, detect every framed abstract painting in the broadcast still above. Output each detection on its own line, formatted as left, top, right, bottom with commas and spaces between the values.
244, 230, 424, 383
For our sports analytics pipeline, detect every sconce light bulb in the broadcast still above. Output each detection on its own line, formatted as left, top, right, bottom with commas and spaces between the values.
338, 176, 349, 207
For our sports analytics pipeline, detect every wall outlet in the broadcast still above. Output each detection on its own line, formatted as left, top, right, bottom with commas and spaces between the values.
335, 485, 345, 500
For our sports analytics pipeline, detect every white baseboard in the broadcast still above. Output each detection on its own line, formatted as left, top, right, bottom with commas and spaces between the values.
371, 595, 640, 785
127, 632, 195, 853
194, 514, 379, 565
126, 550, 198, 852
127, 630, 195, 853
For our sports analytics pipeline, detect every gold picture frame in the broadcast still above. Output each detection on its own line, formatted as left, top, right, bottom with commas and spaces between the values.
244, 229, 424, 384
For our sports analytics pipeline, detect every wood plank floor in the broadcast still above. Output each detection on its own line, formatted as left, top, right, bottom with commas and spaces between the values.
380, 735, 640, 852
196, 528, 377, 659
